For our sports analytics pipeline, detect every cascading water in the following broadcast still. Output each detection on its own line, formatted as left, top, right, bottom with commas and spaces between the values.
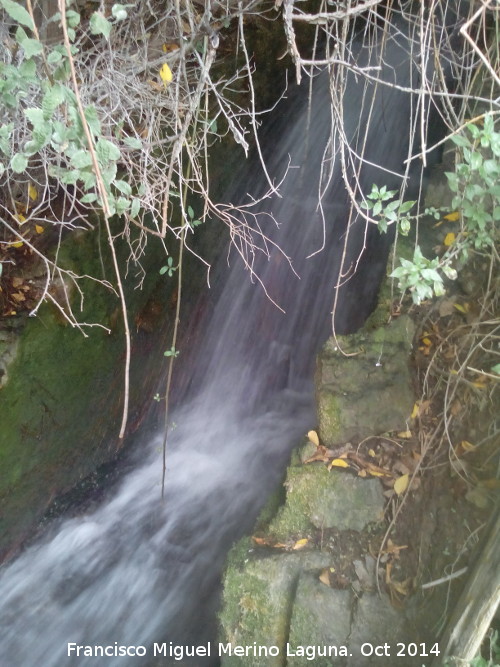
0, 10, 459, 667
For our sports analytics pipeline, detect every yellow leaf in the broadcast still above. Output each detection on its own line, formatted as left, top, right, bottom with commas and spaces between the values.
368, 448, 376, 457
329, 458, 349, 469
367, 469, 386, 477
471, 380, 487, 389
444, 211, 460, 222
421, 337, 432, 347
35, 224, 44, 234
397, 430, 412, 439
15, 213, 27, 225
159, 63, 173, 86
394, 473, 409, 495
460, 440, 476, 452
11, 241, 23, 248
454, 303, 468, 314
307, 430, 319, 447
293, 538, 309, 550
410, 402, 419, 419
28, 183, 38, 201
319, 568, 331, 587
444, 232, 455, 246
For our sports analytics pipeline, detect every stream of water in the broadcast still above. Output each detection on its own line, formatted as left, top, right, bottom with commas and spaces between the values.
0, 13, 455, 667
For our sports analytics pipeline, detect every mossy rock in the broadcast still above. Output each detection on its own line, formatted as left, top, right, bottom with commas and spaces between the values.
316, 315, 415, 446
219, 545, 331, 667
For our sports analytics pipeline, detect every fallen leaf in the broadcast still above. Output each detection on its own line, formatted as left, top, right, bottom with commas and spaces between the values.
460, 440, 476, 452
410, 402, 419, 419
328, 458, 350, 469
159, 62, 173, 86
394, 473, 409, 495
368, 448, 376, 457
162, 42, 180, 53
12, 277, 23, 288
307, 430, 319, 447
421, 337, 432, 347
365, 469, 386, 478
28, 183, 37, 201
444, 232, 456, 246
292, 538, 309, 550
15, 213, 27, 225
454, 303, 469, 314
319, 568, 332, 587
11, 241, 23, 248
397, 430, 412, 439
11, 292, 26, 302
444, 211, 460, 222
35, 224, 44, 234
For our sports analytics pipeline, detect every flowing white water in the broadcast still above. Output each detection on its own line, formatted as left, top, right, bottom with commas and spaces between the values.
0, 16, 452, 667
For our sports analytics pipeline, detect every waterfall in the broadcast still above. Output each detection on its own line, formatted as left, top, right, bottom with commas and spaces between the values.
0, 11, 456, 666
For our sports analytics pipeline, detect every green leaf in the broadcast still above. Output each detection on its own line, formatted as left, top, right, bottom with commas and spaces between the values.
187, 205, 194, 219
451, 134, 471, 149
90, 12, 112, 40
24, 107, 45, 126
469, 152, 483, 170
96, 138, 121, 165
66, 9, 81, 28
70, 149, 92, 169
123, 136, 142, 149
130, 197, 140, 218
0, 0, 34, 29
84, 106, 101, 136
42, 84, 65, 119
19, 58, 37, 79
377, 217, 387, 234
0, 123, 14, 155
79, 169, 96, 190
111, 4, 128, 20
81, 193, 98, 203
115, 196, 130, 215
491, 363, 500, 376
19, 36, 44, 58
113, 179, 132, 196
47, 50, 63, 64
100, 162, 117, 188
399, 200, 415, 214
385, 199, 400, 213
10, 152, 28, 173
399, 218, 411, 235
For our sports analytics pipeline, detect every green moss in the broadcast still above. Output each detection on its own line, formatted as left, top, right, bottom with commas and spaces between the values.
0, 225, 171, 556
317, 391, 341, 446
268, 465, 337, 541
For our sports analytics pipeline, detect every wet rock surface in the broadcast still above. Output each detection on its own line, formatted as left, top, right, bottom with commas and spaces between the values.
219, 316, 420, 665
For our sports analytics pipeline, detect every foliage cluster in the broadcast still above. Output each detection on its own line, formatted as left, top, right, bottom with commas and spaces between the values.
367, 114, 500, 306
